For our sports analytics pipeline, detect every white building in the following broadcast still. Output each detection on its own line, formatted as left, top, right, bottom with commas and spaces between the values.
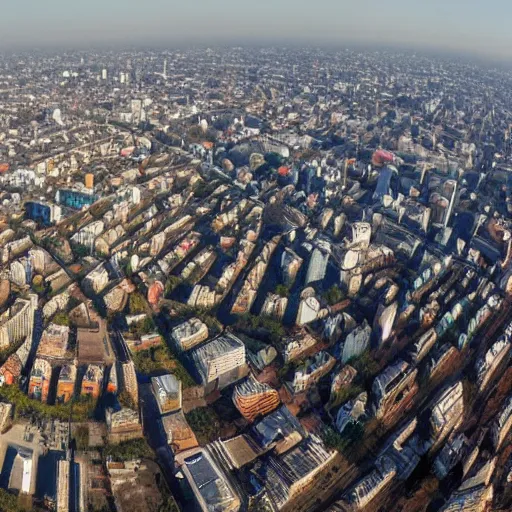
190, 333, 246, 385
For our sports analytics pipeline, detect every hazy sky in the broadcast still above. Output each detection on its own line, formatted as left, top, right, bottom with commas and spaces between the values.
1, 0, 510, 59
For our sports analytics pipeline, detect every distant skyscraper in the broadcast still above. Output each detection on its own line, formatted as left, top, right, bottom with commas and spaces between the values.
163, 58, 167, 79
102, 68, 107, 80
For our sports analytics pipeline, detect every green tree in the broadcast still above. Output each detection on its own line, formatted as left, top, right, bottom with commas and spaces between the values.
185, 407, 221, 445
74, 425, 89, 451
328, 385, 364, 410
323, 285, 344, 306
103, 438, 153, 462
274, 284, 290, 298
348, 351, 380, 382
129, 292, 147, 315
236, 313, 285, 345
0, 386, 95, 422
72, 243, 90, 258
0, 488, 21, 512
52, 312, 70, 327
165, 276, 182, 295
118, 390, 136, 410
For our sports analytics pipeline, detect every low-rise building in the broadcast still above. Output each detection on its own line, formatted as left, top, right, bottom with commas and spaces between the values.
161, 411, 199, 453
106, 407, 142, 444
175, 448, 241, 512
28, 358, 52, 402
56, 459, 70, 512
37, 323, 70, 360
291, 351, 336, 394
56, 364, 77, 403
125, 332, 162, 353
152, 374, 182, 414
81, 364, 104, 399
171, 318, 209, 352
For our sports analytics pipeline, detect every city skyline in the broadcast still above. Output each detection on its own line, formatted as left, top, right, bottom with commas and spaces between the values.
1, 0, 511, 61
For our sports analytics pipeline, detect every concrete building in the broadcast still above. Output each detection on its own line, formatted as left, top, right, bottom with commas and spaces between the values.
372, 360, 418, 421
56, 364, 77, 403
291, 351, 336, 394
344, 457, 397, 510
0, 354, 23, 386
0, 402, 13, 432
175, 448, 241, 512
190, 333, 246, 386
107, 363, 118, 394
81, 364, 104, 399
9, 448, 33, 495
492, 394, 512, 451
106, 407, 142, 444
161, 411, 199, 453
25, 200, 62, 226
261, 293, 288, 321
28, 358, 52, 402
2, 236, 33, 264
56, 459, 70, 512
152, 374, 182, 414
231, 235, 281, 315
430, 381, 464, 446
0, 295, 37, 350
77, 320, 111, 364
232, 375, 280, 422
37, 323, 70, 360
120, 360, 139, 406
125, 333, 162, 353
281, 331, 318, 363
251, 435, 337, 511
56, 188, 97, 209
171, 318, 209, 352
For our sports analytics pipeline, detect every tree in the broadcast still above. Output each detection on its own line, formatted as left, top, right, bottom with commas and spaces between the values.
235, 313, 285, 344
0, 489, 21, 512
72, 243, 90, 258
0, 386, 95, 422
349, 351, 380, 383
165, 276, 182, 295
265, 152, 283, 168
323, 285, 344, 306
118, 390, 136, 410
328, 385, 364, 410
129, 292, 147, 315
185, 407, 221, 445
103, 438, 153, 462
275, 284, 290, 298
74, 425, 89, 451
51, 312, 70, 327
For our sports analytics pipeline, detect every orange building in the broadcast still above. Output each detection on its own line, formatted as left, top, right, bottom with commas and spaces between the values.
56, 364, 77, 403
85, 173, 94, 189
81, 364, 104, 399
0, 354, 22, 386
232, 375, 280, 423
28, 358, 52, 402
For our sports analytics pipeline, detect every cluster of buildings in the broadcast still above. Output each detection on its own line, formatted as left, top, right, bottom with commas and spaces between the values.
1, 46, 512, 512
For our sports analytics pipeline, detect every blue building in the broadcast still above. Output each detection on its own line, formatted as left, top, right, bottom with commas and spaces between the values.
25, 201, 61, 226
55, 189, 97, 209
